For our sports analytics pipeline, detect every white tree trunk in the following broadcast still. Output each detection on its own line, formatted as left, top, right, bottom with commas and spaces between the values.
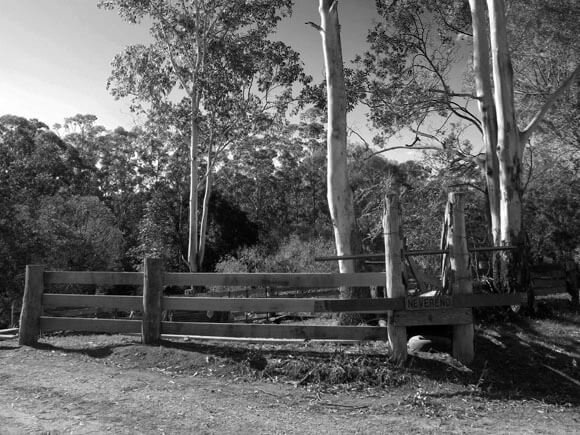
487, 0, 523, 248
198, 161, 213, 269
383, 188, 407, 366
469, 0, 500, 247
319, 0, 358, 276
188, 108, 200, 272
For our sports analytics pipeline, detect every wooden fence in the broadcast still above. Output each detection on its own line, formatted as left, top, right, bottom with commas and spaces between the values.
18, 192, 578, 365
19, 262, 526, 346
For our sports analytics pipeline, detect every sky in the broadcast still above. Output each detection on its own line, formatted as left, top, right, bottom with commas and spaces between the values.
0, 0, 431, 161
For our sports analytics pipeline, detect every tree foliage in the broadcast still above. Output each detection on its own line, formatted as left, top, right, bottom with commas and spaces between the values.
101, 0, 307, 271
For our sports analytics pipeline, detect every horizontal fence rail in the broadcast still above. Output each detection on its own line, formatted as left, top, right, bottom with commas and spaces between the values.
40, 317, 141, 334
42, 271, 386, 288
45, 271, 143, 286
39, 293, 528, 315
163, 272, 386, 288
43, 294, 142, 311
161, 322, 388, 341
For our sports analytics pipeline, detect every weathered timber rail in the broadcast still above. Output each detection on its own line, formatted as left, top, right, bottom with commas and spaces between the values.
23, 267, 397, 344
20, 263, 526, 350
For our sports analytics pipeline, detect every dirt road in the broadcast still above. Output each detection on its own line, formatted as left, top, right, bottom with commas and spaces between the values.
1, 332, 579, 434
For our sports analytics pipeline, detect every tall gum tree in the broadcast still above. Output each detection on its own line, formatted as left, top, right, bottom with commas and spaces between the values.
101, 0, 304, 271
357, 0, 578, 292
481, 0, 580, 292
317, 0, 365, 304
468, 0, 500, 248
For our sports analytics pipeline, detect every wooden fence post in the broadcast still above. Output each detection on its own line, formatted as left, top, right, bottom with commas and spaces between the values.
19, 265, 45, 346
383, 188, 407, 365
448, 193, 474, 364
142, 257, 163, 345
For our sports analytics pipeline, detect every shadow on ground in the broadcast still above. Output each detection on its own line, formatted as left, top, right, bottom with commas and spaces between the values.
21, 298, 579, 406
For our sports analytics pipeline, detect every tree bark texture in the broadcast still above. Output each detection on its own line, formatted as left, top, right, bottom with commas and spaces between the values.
469, 0, 500, 248
488, 0, 523, 247
447, 193, 474, 364
198, 167, 212, 270
487, 0, 529, 295
469, 0, 579, 297
319, 0, 364, 303
188, 109, 200, 272
142, 257, 163, 345
383, 188, 407, 366
18, 265, 45, 346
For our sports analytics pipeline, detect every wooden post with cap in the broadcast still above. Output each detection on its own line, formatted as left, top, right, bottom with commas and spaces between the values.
19, 265, 45, 346
448, 192, 474, 363
383, 187, 407, 365
142, 257, 163, 345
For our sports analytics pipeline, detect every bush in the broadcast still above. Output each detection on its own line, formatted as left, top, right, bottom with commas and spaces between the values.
212, 235, 338, 294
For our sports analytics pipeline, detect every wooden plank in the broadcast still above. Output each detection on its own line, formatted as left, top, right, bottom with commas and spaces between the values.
164, 297, 316, 312
452, 293, 527, 307
533, 287, 569, 297
40, 317, 141, 334
197, 287, 340, 298
532, 279, 566, 289
394, 308, 472, 327
0, 328, 19, 334
316, 298, 404, 312
162, 297, 404, 313
42, 294, 141, 310
44, 308, 96, 317
44, 271, 143, 286
410, 266, 442, 289
531, 271, 566, 279
163, 272, 385, 288
161, 322, 387, 341
405, 256, 425, 293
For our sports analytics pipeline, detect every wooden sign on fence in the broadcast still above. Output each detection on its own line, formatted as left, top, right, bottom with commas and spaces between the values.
405, 295, 452, 311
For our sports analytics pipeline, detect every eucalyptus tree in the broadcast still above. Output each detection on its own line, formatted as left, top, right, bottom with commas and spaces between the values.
100, 0, 305, 271
471, 0, 579, 292
358, 0, 579, 291
314, 0, 365, 303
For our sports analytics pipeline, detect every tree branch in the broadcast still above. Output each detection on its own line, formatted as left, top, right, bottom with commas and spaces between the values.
520, 64, 580, 144
429, 88, 478, 99
367, 145, 441, 159
448, 182, 486, 194
305, 21, 323, 32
